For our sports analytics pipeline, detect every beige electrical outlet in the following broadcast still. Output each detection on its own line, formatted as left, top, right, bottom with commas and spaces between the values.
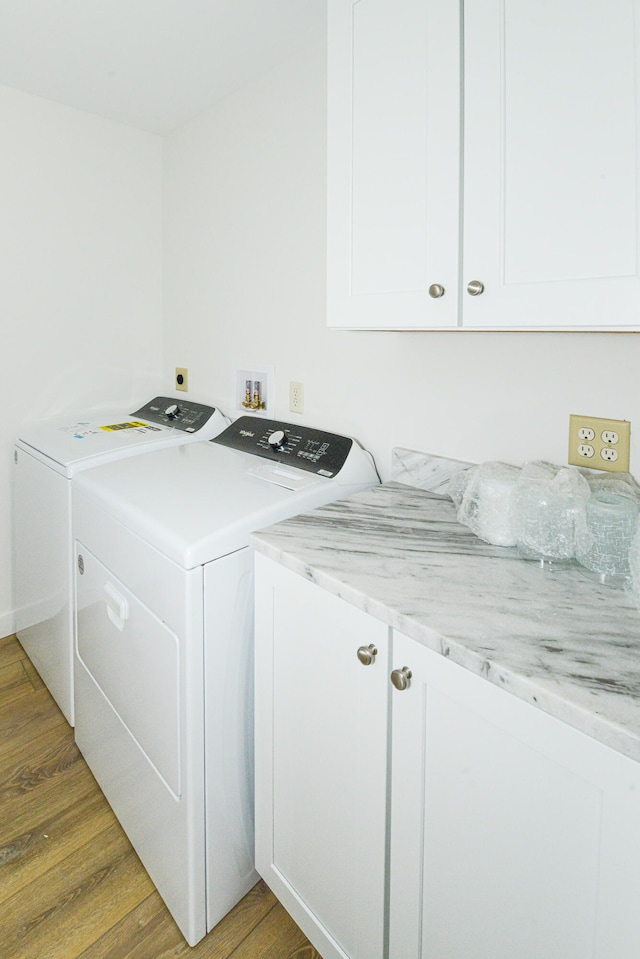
289, 381, 304, 414
568, 414, 630, 472
175, 367, 188, 392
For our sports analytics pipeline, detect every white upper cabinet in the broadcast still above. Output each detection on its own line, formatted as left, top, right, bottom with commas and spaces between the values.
327, 0, 461, 329
465, 0, 640, 329
327, 0, 640, 330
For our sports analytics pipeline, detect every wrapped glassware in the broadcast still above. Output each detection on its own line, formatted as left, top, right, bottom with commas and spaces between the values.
512, 462, 590, 567
576, 486, 639, 587
453, 462, 521, 546
629, 523, 640, 606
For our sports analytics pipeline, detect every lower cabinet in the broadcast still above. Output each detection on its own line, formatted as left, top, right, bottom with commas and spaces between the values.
389, 633, 640, 959
254, 555, 389, 959
254, 555, 640, 959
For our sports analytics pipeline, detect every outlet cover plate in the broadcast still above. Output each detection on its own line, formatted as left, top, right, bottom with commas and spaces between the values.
289, 381, 304, 414
568, 414, 630, 472
175, 367, 188, 392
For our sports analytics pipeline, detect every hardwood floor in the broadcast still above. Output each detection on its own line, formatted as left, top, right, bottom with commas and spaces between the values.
0, 634, 321, 959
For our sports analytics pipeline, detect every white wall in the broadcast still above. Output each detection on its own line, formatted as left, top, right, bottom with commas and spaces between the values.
163, 38, 640, 487
5, 33, 640, 633
1, 85, 163, 634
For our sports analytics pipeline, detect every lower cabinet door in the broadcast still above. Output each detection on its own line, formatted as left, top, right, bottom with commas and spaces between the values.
254, 556, 389, 959
389, 630, 640, 959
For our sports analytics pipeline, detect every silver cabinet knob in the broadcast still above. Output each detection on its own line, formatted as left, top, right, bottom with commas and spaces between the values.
357, 644, 378, 666
390, 666, 412, 690
428, 283, 445, 299
466, 279, 485, 296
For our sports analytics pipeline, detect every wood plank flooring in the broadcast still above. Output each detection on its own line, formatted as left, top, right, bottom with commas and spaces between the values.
0, 634, 321, 959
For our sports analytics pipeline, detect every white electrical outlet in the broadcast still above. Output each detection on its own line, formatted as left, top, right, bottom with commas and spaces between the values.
289, 381, 304, 414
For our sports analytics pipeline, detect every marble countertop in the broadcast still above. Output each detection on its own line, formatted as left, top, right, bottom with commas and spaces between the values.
250, 481, 640, 763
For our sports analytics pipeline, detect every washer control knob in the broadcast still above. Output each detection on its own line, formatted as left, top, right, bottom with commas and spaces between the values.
268, 429, 288, 451
165, 404, 180, 419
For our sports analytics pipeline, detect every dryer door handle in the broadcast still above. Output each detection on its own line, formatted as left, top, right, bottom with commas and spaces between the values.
104, 582, 129, 632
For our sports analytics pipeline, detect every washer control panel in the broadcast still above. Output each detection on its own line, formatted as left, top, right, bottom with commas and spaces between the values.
132, 397, 217, 433
211, 416, 353, 477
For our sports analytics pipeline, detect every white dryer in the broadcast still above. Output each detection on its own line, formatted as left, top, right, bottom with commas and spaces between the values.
13, 397, 228, 724
72, 416, 379, 947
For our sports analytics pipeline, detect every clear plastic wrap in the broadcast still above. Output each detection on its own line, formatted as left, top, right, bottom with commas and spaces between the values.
512, 461, 591, 566
446, 467, 472, 509
584, 472, 640, 500
448, 460, 640, 582
628, 524, 640, 605
576, 476, 639, 586
453, 462, 521, 546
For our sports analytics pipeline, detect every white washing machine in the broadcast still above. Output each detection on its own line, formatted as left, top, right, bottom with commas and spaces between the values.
72, 416, 379, 947
13, 396, 228, 724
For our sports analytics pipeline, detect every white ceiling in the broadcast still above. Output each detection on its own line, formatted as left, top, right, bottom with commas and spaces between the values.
0, 0, 326, 134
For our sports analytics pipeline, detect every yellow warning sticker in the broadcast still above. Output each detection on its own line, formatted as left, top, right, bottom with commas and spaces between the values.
98, 420, 149, 432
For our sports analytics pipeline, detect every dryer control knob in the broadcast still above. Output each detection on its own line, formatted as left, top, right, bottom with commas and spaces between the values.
268, 429, 288, 451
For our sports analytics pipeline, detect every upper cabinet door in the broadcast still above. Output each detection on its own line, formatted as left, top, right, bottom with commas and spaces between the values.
463, 0, 640, 330
328, 0, 640, 331
327, 0, 461, 329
